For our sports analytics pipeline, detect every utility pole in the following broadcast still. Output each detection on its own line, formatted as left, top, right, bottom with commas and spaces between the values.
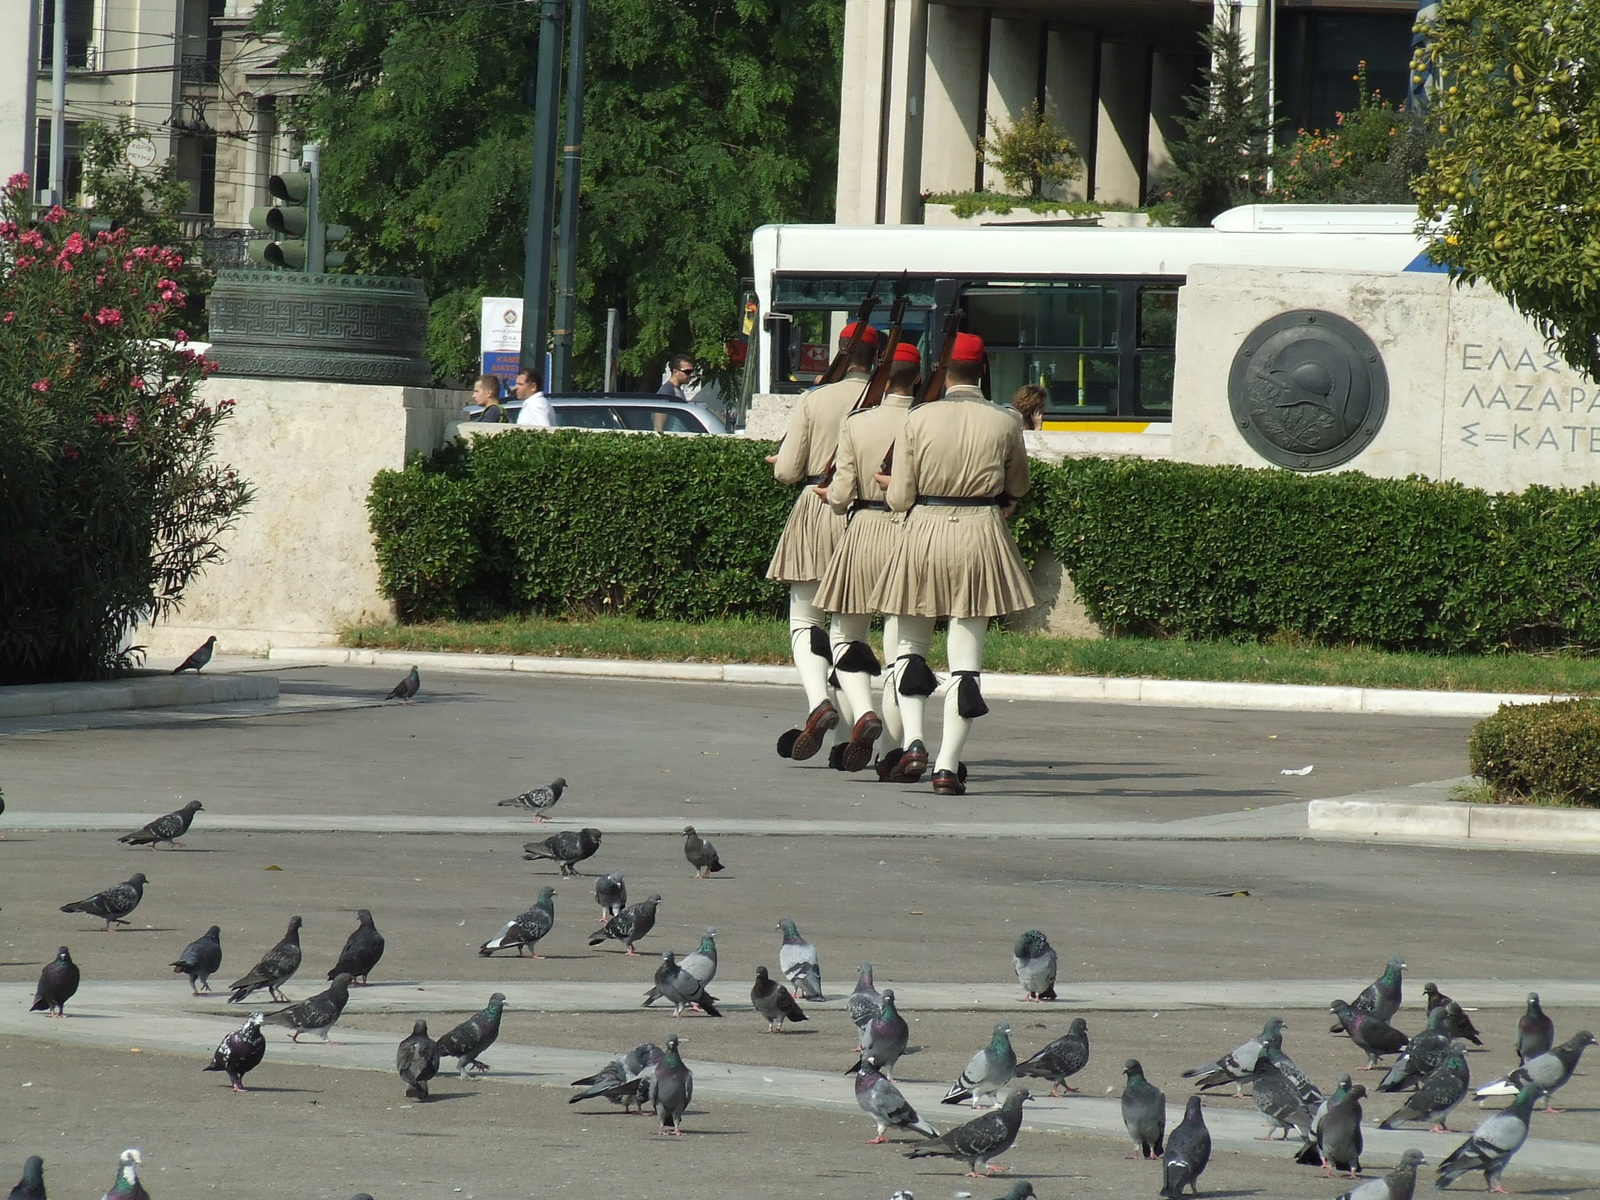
48, 0, 66, 206
549, 0, 587, 393
522, 0, 566, 381
303, 142, 324, 275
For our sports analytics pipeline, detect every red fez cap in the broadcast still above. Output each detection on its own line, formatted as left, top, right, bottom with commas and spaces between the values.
839, 322, 880, 348
892, 341, 922, 364
950, 332, 986, 363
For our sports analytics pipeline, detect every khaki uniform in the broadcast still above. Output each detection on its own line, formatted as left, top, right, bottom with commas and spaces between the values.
814, 393, 913, 614
870, 386, 1036, 618
765, 375, 865, 583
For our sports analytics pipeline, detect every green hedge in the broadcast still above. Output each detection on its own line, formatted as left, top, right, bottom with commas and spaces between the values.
369, 435, 1600, 651
1469, 700, 1600, 806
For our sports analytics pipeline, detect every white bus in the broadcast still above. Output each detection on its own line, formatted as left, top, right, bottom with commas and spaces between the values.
750, 205, 1437, 431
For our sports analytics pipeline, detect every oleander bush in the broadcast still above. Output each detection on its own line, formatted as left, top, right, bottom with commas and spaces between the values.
1469, 700, 1600, 806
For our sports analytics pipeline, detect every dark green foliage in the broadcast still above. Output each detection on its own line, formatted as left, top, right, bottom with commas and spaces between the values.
1164, 25, 1274, 225
1273, 68, 1436, 204
1470, 700, 1600, 806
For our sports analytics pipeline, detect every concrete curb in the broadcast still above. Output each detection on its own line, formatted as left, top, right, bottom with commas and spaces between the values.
267, 645, 1564, 717
0, 672, 279, 719
1310, 795, 1600, 845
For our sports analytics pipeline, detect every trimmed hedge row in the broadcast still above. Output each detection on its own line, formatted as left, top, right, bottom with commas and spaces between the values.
1470, 700, 1600, 806
369, 433, 1600, 651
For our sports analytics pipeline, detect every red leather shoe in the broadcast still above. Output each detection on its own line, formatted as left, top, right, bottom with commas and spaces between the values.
931, 769, 966, 796
787, 699, 839, 761
839, 711, 883, 773
895, 740, 928, 782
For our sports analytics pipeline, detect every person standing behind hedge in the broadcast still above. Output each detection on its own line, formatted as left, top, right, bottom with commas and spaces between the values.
514, 368, 554, 428
1010, 383, 1045, 430
765, 322, 878, 762
471, 374, 506, 423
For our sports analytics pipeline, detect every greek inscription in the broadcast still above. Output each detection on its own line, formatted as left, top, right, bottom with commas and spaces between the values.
1462, 343, 1484, 370
1461, 423, 1479, 446
1513, 425, 1530, 447
1489, 387, 1511, 409
1462, 385, 1483, 408
1537, 426, 1560, 450
1539, 388, 1562, 411
1514, 384, 1534, 411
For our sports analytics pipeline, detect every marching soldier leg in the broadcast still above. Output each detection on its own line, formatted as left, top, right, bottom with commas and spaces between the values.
829, 613, 883, 772
873, 614, 905, 779
777, 582, 839, 761
932, 616, 990, 795
888, 615, 937, 783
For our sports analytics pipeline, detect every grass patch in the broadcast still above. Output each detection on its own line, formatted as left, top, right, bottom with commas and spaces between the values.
341, 617, 1600, 695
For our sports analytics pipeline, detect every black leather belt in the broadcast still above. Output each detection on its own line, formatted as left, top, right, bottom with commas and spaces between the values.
852, 500, 890, 512
917, 495, 1000, 507
804, 474, 827, 485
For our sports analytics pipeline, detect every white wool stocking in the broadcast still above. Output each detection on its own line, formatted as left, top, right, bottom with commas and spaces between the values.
879, 614, 903, 745
831, 613, 876, 728
892, 615, 936, 748
936, 616, 990, 773
789, 582, 832, 711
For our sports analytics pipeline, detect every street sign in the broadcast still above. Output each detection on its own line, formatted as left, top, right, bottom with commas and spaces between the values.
480, 297, 524, 387
125, 138, 158, 169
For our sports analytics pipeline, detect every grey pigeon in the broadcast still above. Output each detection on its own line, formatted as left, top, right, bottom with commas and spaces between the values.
1337, 1148, 1426, 1200
172, 636, 216, 673
588, 892, 660, 955
203, 1012, 266, 1091
119, 802, 202, 848
384, 665, 420, 702
1380, 1007, 1454, 1092
30, 947, 78, 1017
1434, 1083, 1538, 1191
1012, 929, 1057, 1001
100, 1150, 148, 1200
849, 962, 883, 1043
906, 1088, 1031, 1176
9, 1155, 45, 1200
497, 777, 566, 820
1332, 998, 1410, 1068
435, 991, 506, 1077
1423, 984, 1482, 1046
228, 915, 303, 1003
648, 950, 722, 1017
60, 872, 146, 931
569, 1042, 660, 1112
1476, 1029, 1596, 1110
1264, 1032, 1324, 1110
593, 871, 627, 920
329, 909, 385, 984
777, 916, 822, 1000
856, 1054, 937, 1143
848, 988, 910, 1078
751, 964, 808, 1031
1121, 1058, 1166, 1159
1014, 1017, 1089, 1097
170, 925, 222, 994
1298, 1078, 1365, 1177
397, 1018, 441, 1100
990, 1185, 1033, 1200
1381, 1051, 1470, 1132
942, 1021, 1017, 1108
683, 825, 724, 878
264, 972, 352, 1042
523, 827, 601, 876
1162, 1095, 1213, 1198
1333, 956, 1406, 1032
1250, 1049, 1315, 1141
1515, 992, 1554, 1062
644, 927, 717, 1005
1184, 1015, 1286, 1094
649, 1033, 694, 1135
479, 887, 556, 957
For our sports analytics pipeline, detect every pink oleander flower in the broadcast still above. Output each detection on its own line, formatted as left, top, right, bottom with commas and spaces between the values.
60, 231, 85, 256
202, 359, 220, 375
94, 272, 106, 285
146, 303, 164, 315
42, 205, 65, 224
174, 329, 189, 344
130, 376, 145, 390
94, 306, 123, 327
19, 229, 44, 250
0, 221, 17, 239
31, 379, 50, 393
5, 171, 30, 191
93, 411, 117, 426
63, 444, 79, 460
2, 311, 13, 323
123, 412, 139, 431
157, 279, 182, 302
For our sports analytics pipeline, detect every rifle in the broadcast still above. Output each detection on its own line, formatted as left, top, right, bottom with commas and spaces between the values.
814, 274, 910, 492
815, 275, 881, 386
880, 299, 964, 476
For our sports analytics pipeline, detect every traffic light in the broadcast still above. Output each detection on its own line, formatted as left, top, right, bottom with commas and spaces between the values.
248, 169, 313, 269
324, 223, 349, 270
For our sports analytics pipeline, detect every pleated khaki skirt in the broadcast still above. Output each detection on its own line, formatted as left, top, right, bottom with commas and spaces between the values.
869, 504, 1037, 618
766, 487, 849, 584
814, 508, 902, 615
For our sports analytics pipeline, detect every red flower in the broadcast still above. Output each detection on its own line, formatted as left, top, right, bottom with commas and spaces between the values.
31, 379, 50, 393
63, 444, 79, 460
94, 306, 123, 327
41, 205, 65, 224
94, 411, 117, 426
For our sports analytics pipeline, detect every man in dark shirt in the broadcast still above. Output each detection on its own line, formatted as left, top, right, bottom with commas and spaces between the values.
658, 355, 695, 401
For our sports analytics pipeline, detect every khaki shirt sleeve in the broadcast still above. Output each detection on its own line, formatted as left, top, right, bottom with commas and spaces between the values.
772, 395, 810, 485
826, 417, 860, 514
1004, 417, 1031, 499
885, 418, 919, 513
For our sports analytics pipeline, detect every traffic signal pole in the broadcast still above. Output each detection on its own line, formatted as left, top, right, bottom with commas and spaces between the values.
303, 143, 324, 275
522, 0, 566, 380
549, 0, 587, 393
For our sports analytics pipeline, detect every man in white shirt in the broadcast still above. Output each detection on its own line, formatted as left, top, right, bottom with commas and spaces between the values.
513, 368, 555, 428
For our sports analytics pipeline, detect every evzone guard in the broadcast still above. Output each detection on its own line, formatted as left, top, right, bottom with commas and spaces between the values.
869, 332, 1035, 795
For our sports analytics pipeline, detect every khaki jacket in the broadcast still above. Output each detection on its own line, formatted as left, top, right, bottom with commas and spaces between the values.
826, 392, 914, 513
772, 374, 869, 483
886, 394, 1031, 512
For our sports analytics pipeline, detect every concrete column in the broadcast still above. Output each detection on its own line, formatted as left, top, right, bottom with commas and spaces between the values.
1044, 28, 1096, 202
1222, 0, 1269, 66
919, 3, 984, 197
834, 0, 887, 224
880, 0, 927, 224
1094, 40, 1149, 205
980, 16, 1039, 193
0, 0, 42, 181
1146, 49, 1192, 199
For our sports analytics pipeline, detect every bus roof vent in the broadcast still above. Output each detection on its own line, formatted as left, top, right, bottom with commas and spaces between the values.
1211, 204, 1417, 234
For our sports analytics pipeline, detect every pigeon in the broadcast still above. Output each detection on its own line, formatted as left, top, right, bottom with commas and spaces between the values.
329, 909, 385, 984
1380, 1007, 1455, 1092
8, 1155, 45, 1200
172, 635, 216, 673
849, 962, 883, 1043
170, 925, 222, 994
1264, 1031, 1324, 1110
649, 1033, 693, 1135
397, 1019, 441, 1100
1434, 1082, 1538, 1192
1297, 1077, 1366, 1177
907, 1089, 1031, 1177
119, 801, 203, 848
1515, 992, 1554, 1063
648, 950, 722, 1017
1332, 998, 1411, 1068
683, 825, 724, 878
523, 827, 602, 876
435, 991, 506, 1077
384, 665, 420, 703
1184, 1015, 1286, 1094
263, 972, 352, 1042
1333, 956, 1407, 1032
848, 988, 910, 1078
1337, 1148, 1426, 1200
228, 915, 303, 1003
1121, 1058, 1166, 1160
588, 892, 660, 955
479, 886, 556, 957
203, 1012, 266, 1091
943, 1021, 1017, 1108
990, 1185, 1033, 1200
30, 947, 79, 1017
644, 927, 717, 1005
1012, 929, 1057, 1001
1476, 1030, 1596, 1111
60, 873, 146, 931
497, 777, 567, 820
593, 872, 627, 921
1250, 1048, 1315, 1141
100, 1150, 147, 1200
752, 965, 808, 1031
569, 1042, 660, 1112
777, 916, 822, 1000
1014, 1017, 1090, 1097
856, 1054, 937, 1143
1381, 1051, 1470, 1132
1423, 984, 1482, 1046
1162, 1095, 1213, 1198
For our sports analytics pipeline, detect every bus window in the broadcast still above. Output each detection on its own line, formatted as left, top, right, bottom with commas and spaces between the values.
768, 276, 938, 391
1136, 286, 1179, 415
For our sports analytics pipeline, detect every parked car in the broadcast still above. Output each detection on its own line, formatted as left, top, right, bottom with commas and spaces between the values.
466, 392, 728, 434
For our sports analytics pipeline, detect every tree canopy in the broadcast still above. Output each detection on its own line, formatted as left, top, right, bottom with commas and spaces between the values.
254, 0, 844, 385
1163, 25, 1273, 225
